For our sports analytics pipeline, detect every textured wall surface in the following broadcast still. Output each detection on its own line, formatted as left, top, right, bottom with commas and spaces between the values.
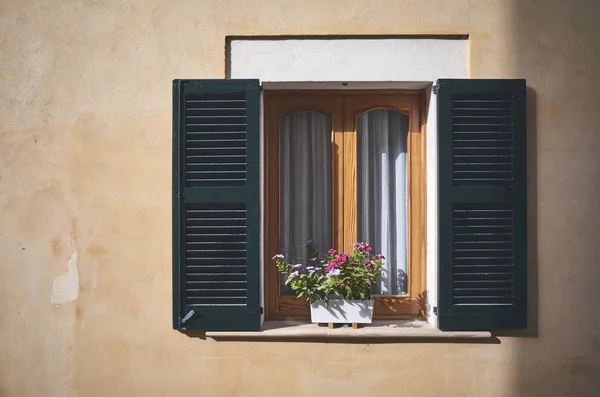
1, 0, 600, 396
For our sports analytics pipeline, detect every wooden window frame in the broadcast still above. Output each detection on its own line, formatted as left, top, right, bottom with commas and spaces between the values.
264, 90, 426, 320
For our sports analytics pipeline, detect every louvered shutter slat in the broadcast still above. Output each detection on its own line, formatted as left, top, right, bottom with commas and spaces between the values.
184, 92, 248, 187
437, 79, 527, 331
173, 79, 260, 331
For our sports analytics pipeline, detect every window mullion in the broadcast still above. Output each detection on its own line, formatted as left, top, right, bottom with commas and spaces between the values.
342, 95, 358, 252
332, 96, 345, 251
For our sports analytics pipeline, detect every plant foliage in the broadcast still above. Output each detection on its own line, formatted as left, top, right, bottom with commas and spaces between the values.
273, 241, 385, 303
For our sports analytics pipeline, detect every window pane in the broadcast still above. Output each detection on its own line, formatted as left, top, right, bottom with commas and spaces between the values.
279, 110, 332, 296
357, 110, 409, 295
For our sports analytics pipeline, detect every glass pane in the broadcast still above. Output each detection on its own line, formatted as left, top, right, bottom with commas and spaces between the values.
279, 110, 332, 296
357, 109, 409, 295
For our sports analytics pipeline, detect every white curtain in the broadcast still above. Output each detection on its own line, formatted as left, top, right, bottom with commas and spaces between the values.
357, 110, 409, 295
280, 111, 332, 295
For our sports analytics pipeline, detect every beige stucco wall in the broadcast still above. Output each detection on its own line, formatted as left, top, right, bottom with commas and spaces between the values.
1, 0, 599, 396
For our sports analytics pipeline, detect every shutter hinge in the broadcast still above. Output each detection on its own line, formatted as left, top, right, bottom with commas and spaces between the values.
260, 307, 264, 315
433, 306, 438, 315
432, 84, 439, 95
181, 309, 196, 324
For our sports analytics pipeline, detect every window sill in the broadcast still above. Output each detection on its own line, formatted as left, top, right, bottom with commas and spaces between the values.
205, 320, 492, 342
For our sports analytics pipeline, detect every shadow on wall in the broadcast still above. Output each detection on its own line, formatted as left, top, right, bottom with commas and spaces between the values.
509, 0, 600, 395
495, 87, 538, 340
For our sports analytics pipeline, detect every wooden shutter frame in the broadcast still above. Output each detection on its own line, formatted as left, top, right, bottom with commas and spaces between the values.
437, 79, 527, 331
173, 79, 261, 331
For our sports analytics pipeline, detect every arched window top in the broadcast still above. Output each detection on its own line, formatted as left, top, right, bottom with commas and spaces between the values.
355, 107, 410, 117
280, 108, 332, 118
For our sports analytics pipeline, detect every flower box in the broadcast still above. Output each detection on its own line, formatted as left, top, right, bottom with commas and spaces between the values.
310, 299, 374, 324
273, 241, 384, 327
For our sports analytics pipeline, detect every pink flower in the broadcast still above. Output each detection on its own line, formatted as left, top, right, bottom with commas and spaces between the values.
328, 249, 337, 255
344, 279, 350, 285
326, 261, 336, 272
356, 242, 372, 253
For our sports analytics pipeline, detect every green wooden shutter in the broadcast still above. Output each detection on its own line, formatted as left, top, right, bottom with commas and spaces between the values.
437, 79, 527, 331
173, 79, 261, 331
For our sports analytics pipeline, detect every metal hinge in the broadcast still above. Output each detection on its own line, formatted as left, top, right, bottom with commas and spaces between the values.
260, 307, 264, 315
433, 306, 439, 315
181, 309, 196, 324
432, 84, 439, 95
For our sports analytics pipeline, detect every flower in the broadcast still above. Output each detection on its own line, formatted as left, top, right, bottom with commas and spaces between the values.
326, 261, 336, 272
356, 242, 372, 253
273, 240, 384, 304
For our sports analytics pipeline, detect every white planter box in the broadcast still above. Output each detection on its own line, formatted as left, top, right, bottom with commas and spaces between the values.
310, 299, 374, 324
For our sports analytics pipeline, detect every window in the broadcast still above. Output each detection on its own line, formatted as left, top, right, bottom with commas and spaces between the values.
263, 90, 426, 319
172, 78, 528, 332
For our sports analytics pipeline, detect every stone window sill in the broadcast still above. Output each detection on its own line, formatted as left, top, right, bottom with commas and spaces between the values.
205, 320, 492, 342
